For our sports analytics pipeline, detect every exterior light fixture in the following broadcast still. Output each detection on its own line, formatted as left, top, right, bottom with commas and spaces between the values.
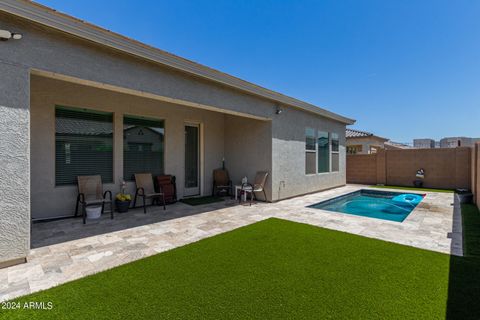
275, 105, 282, 115
0, 29, 23, 41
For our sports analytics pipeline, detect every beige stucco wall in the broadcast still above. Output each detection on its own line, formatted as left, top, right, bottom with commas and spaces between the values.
31, 76, 229, 219
346, 137, 386, 154
271, 107, 347, 200
0, 63, 30, 266
224, 116, 273, 201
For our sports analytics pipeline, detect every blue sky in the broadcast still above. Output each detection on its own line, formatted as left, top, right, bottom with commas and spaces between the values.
36, 0, 480, 142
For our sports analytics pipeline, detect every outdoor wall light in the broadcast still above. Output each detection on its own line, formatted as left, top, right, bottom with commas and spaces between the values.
0, 29, 23, 41
275, 105, 283, 115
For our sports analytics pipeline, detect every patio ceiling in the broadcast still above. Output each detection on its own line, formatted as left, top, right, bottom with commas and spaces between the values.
31, 69, 271, 121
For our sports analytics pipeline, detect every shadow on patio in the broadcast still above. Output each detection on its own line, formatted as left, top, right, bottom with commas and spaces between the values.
31, 199, 240, 249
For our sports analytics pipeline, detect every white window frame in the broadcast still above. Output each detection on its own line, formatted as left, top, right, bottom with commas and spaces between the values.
305, 128, 317, 175
317, 131, 330, 174
331, 132, 340, 172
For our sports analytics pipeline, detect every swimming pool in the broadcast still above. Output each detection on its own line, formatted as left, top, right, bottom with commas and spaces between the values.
309, 189, 425, 222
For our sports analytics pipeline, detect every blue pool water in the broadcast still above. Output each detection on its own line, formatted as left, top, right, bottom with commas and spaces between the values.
309, 189, 425, 222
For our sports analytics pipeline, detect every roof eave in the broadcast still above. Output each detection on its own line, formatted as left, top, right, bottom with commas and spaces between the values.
347, 135, 388, 142
0, 0, 355, 125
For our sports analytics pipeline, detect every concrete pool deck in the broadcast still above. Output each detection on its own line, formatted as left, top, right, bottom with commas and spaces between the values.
0, 185, 461, 301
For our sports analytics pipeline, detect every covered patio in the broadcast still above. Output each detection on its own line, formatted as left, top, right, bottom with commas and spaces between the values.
1, 3, 355, 270
31, 200, 240, 249
6, 199, 264, 301
30, 72, 273, 221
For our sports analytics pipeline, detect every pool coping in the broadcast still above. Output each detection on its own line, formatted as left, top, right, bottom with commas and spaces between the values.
306, 189, 425, 222
271, 185, 462, 257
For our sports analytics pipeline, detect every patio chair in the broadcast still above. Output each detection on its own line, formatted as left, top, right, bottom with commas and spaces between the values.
212, 168, 232, 196
75, 175, 113, 224
240, 171, 269, 206
133, 173, 166, 213
155, 175, 177, 204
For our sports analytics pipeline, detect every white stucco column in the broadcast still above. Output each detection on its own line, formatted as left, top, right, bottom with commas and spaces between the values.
0, 63, 30, 267
113, 112, 124, 187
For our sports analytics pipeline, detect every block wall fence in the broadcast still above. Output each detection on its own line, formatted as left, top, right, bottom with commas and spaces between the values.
472, 143, 480, 209
347, 147, 473, 191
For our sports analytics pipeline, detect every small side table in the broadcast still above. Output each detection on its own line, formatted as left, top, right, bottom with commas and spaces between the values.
234, 185, 247, 202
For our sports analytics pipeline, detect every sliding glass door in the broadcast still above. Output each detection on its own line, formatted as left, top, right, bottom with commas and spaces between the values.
184, 123, 200, 196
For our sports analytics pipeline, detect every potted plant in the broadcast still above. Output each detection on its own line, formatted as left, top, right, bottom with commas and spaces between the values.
115, 193, 131, 213
115, 180, 131, 213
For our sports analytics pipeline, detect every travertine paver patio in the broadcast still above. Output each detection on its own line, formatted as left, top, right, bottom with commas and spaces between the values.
0, 185, 461, 301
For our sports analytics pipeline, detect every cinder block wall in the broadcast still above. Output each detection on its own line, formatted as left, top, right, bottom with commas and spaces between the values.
347, 147, 472, 189
346, 154, 378, 184
473, 143, 480, 208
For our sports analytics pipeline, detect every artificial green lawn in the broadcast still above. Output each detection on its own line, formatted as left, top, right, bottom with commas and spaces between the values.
461, 204, 480, 257
179, 196, 224, 206
371, 185, 455, 193
2, 208, 480, 319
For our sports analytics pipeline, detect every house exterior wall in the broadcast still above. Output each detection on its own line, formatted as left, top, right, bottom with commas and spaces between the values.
0, 63, 30, 267
30, 76, 226, 219
413, 139, 436, 149
271, 107, 347, 201
346, 137, 386, 154
440, 137, 474, 148
224, 116, 273, 201
0, 11, 351, 265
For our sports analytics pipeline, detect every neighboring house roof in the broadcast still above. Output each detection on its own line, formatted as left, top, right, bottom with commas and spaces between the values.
346, 129, 388, 141
56, 118, 113, 136
0, 0, 355, 125
346, 128, 373, 138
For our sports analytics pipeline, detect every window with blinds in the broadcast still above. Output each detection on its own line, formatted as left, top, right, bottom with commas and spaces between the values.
305, 128, 316, 174
318, 131, 330, 173
55, 106, 113, 185
331, 133, 340, 172
123, 115, 165, 181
